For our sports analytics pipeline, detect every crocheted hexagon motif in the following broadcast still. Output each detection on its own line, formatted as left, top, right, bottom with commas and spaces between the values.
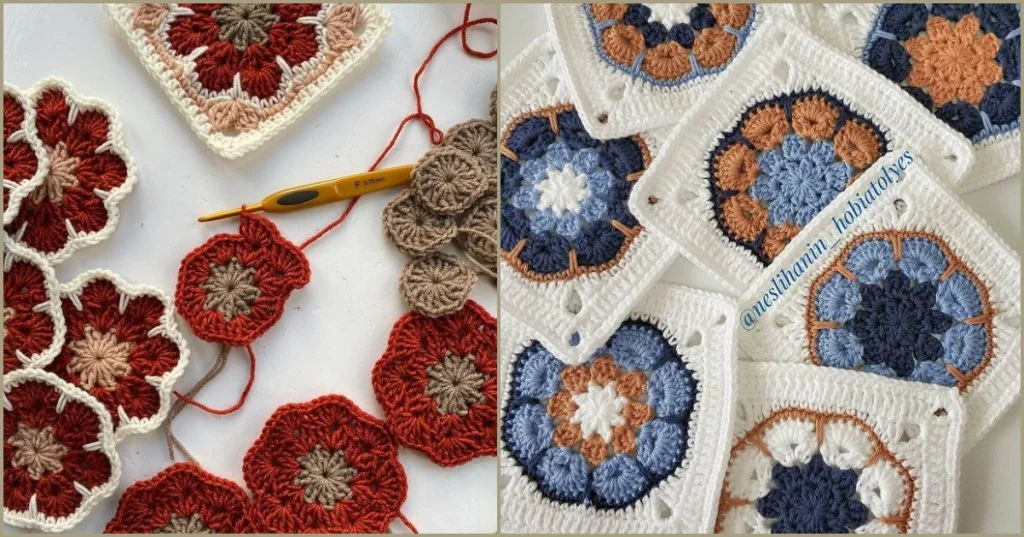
3, 239, 65, 373
583, 3, 756, 86
105, 463, 252, 533
709, 90, 888, 266
717, 408, 914, 533
4, 78, 137, 265
175, 211, 311, 347
106, 4, 391, 159
372, 300, 497, 466
45, 271, 189, 440
3, 369, 121, 532
3, 84, 49, 227
807, 231, 994, 390
863, 4, 1020, 144
501, 104, 651, 281
503, 319, 696, 508
242, 394, 407, 533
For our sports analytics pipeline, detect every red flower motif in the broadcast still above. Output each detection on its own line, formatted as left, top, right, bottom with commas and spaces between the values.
242, 395, 408, 533
372, 301, 497, 466
3, 240, 64, 374
45, 271, 189, 439
175, 211, 310, 346
4, 78, 136, 264
105, 462, 253, 533
3, 369, 120, 531
3, 84, 48, 226
166, 3, 325, 99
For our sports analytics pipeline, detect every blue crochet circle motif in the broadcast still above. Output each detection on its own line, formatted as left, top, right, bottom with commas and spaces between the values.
501, 106, 649, 280
502, 320, 697, 508
862, 4, 1020, 143
811, 232, 992, 388
758, 455, 870, 533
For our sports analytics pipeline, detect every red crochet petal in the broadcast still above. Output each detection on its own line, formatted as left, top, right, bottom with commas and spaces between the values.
267, 22, 320, 66
3, 245, 63, 373
33, 88, 70, 147
76, 152, 128, 192
176, 211, 310, 346
243, 394, 407, 533
194, 41, 241, 93
372, 301, 497, 466
3, 141, 38, 182
238, 44, 284, 99
105, 463, 253, 533
274, 3, 322, 22
64, 109, 110, 158
167, 11, 221, 56
4, 90, 26, 138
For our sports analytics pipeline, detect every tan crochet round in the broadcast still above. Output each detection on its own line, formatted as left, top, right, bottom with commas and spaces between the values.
382, 189, 458, 256
444, 119, 497, 189
410, 146, 487, 216
457, 193, 497, 275
399, 253, 477, 318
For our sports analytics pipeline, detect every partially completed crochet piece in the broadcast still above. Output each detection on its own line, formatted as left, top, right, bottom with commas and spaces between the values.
500, 283, 736, 533
3, 83, 49, 226
242, 394, 409, 533
789, 3, 1021, 193
3, 237, 65, 374
546, 4, 763, 139
3, 368, 121, 532
630, 17, 975, 295
105, 3, 392, 159
105, 463, 253, 533
45, 270, 190, 441
3, 78, 137, 265
717, 362, 962, 533
738, 156, 1020, 452
500, 33, 676, 366
372, 300, 497, 466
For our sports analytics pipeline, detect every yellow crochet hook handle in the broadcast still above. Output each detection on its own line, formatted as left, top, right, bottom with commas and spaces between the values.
198, 164, 414, 222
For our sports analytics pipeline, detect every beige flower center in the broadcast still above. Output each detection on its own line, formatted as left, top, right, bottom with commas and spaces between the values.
424, 352, 487, 415
213, 4, 279, 49
202, 257, 260, 321
31, 142, 80, 204
157, 513, 212, 534
295, 445, 357, 509
7, 424, 68, 480
67, 326, 134, 390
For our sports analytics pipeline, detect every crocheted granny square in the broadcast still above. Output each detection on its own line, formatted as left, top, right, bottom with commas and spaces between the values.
4, 78, 138, 265
500, 33, 677, 364
629, 17, 975, 295
500, 283, 736, 533
3, 83, 49, 227
105, 3, 391, 159
788, 3, 1021, 193
45, 270, 190, 441
546, 3, 766, 139
3, 368, 121, 533
737, 155, 1020, 451
3, 237, 65, 373
718, 362, 962, 533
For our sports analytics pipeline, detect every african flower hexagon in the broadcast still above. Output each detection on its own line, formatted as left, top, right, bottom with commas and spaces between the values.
372, 300, 497, 466
45, 271, 189, 440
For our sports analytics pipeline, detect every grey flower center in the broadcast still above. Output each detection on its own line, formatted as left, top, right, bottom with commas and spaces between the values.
202, 256, 260, 322
212, 4, 280, 49
295, 445, 357, 509
7, 424, 68, 480
424, 352, 487, 415
157, 513, 212, 534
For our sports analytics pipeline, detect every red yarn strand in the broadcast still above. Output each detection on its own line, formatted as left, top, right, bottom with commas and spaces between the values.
173, 345, 256, 415
461, 4, 497, 58
398, 511, 420, 534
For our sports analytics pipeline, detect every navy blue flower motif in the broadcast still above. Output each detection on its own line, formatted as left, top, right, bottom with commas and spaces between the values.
501, 107, 647, 280
758, 455, 870, 533
502, 320, 697, 508
751, 135, 853, 227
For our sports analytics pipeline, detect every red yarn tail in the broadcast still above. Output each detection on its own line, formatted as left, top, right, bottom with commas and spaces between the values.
173, 345, 256, 415
398, 511, 419, 534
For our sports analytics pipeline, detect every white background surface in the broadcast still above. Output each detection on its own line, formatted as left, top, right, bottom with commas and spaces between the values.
4, 3, 497, 533
501, 3, 1021, 533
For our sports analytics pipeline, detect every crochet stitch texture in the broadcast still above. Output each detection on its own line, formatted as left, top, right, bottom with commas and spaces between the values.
3, 239, 65, 374
2, 84, 49, 227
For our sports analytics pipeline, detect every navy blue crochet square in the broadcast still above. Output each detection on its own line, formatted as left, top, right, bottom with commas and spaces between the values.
501, 320, 697, 509
862, 4, 1020, 143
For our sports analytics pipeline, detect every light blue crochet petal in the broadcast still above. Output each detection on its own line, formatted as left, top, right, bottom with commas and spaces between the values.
571, 147, 601, 175
514, 347, 564, 400
817, 328, 864, 369
846, 240, 895, 284
781, 134, 809, 159
794, 204, 819, 227
751, 173, 778, 201
816, 274, 861, 322
648, 360, 695, 419
555, 213, 582, 240
935, 272, 983, 321
592, 455, 649, 507
529, 210, 557, 234
767, 197, 794, 226
587, 169, 615, 198
943, 323, 987, 373
756, 149, 787, 176
506, 403, 554, 462
520, 158, 550, 183
824, 161, 853, 189
909, 360, 957, 387
899, 238, 948, 282
579, 196, 609, 223
636, 420, 686, 478
608, 323, 672, 370
511, 185, 541, 210
537, 447, 589, 503
545, 142, 572, 169
807, 139, 837, 162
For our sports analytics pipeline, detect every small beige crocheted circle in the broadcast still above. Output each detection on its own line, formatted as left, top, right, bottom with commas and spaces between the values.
457, 194, 497, 275
399, 253, 477, 318
382, 189, 458, 256
443, 119, 497, 188
411, 146, 486, 216
489, 86, 497, 123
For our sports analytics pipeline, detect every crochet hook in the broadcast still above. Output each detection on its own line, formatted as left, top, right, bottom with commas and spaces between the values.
198, 164, 415, 222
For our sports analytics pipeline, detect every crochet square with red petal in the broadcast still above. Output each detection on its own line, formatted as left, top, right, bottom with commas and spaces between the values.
106, 4, 391, 159
176, 211, 310, 347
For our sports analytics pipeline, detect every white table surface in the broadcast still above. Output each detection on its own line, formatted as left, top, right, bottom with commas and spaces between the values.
4, 3, 497, 533
500, 4, 1020, 533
